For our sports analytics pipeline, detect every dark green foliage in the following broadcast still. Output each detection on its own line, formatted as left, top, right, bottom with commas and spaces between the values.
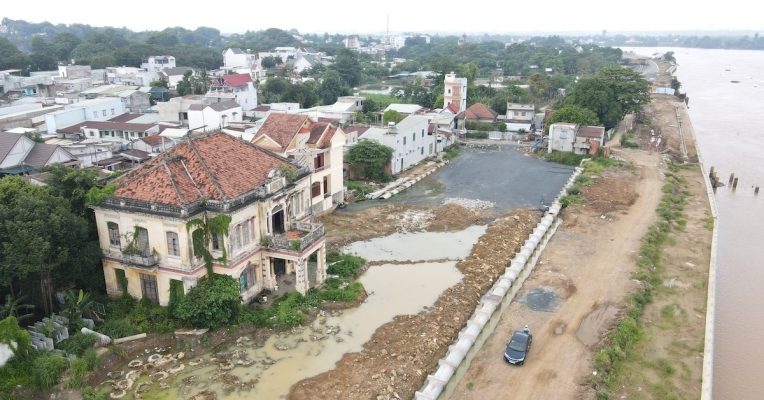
546, 105, 600, 129
326, 252, 365, 278
187, 214, 232, 274
465, 131, 488, 139
31, 352, 68, 390
66, 357, 88, 388
56, 332, 96, 356
331, 49, 362, 87
345, 140, 394, 182
346, 180, 373, 201
543, 151, 586, 166
620, 132, 639, 148
81, 387, 108, 400
97, 318, 135, 339
382, 109, 403, 124
443, 144, 462, 161
318, 70, 350, 104
319, 278, 364, 302
566, 66, 650, 128
173, 275, 241, 329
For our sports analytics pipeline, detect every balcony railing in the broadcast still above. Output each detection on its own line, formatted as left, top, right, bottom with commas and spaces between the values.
267, 221, 325, 252
103, 248, 159, 268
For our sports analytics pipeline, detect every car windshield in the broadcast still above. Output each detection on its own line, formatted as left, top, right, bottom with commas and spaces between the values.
508, 333, 527, 352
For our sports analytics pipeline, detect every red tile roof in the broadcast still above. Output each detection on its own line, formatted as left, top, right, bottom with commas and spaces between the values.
464, 103, 498, 121
307, 122, 330, 145
318, 126, 337, 149
577, 126, 605, 138
113, 133, 294, 206
59, 121, 157, 134
222, 73, 252, 87
253, 113, 310, 151
253, 105, 271, 112
343, 125, 370, 136
445, 102, 460, 113
109, 113, 143, 123
139, 135, 169, 146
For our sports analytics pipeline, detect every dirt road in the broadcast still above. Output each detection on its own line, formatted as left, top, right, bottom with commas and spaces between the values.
449, 149, 663, 400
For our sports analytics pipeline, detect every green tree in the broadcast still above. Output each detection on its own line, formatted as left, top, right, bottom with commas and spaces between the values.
345, 140, 394, 182
51, 32, 81, 62
0, 177, 100, 313
150, 79, 169, 89
546, 105, 600, 129
594, 65, 651, 114
331, 49, 362, 87
176, 71, 194, 96
382, 109, 403, 124
283, 81, 319, 108
260, 56, 281, 69
173, 274, 241, 329
42, 165, 101, 218
565, 77, 622, 128
318, 70, 350, 104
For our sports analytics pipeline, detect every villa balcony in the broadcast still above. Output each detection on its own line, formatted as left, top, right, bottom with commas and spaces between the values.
103, 248, 160, 268
266, 221, 325, 253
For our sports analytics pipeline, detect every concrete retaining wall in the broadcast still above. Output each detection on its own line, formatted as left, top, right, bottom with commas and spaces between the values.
414, 164, 585, 400
686, 104, 718, 400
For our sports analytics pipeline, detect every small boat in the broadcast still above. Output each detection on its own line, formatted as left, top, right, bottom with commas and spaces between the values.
730, 80, 740, 83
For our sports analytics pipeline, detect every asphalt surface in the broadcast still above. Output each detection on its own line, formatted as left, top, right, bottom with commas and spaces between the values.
392, 144, 575, 211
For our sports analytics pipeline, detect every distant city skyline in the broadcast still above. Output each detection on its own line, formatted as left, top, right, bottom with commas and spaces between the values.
3, 0, 762, 35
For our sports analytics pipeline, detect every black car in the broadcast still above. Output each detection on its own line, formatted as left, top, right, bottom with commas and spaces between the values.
504, 328, 532, 365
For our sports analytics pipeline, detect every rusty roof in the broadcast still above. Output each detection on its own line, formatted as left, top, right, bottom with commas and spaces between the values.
113, 133, 294, 206
253, 113, 310, 151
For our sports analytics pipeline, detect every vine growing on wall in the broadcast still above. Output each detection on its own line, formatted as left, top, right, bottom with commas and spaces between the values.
187, 214, 232, 275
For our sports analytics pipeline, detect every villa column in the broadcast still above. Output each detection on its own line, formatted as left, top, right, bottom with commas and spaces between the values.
317, 242, 327, 285
295, 257, 309, 294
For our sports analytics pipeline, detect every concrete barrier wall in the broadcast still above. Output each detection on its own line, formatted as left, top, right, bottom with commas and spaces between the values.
685, 103, 719, 400
414, 164, 584, 400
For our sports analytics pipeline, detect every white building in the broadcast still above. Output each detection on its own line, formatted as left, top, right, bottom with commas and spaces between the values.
0, 132, 78, 174
157, 95, 205, 125
443, 73, 468, 113
141, 56, 176, 73
361, 115, 435, 175
159, 67, 194, 90
44, 98, 126, 134
223, 48, 257, 69
252, 113, 346, 214
188, 100, 242, 132
58, 120, 160, 146
547, 123, 606, 155
61, 140, 114, 167
206, 74, 258, 112
506, 103, 535, 133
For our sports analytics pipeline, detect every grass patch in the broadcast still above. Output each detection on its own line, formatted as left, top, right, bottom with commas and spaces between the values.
543, 151, 586, 166
560, 194, 582, 208
346, 180, 373, 201
620, 131, 640, 148
443, 144, 462, 161
703, 215, 714, 231
591, 162, 691, 399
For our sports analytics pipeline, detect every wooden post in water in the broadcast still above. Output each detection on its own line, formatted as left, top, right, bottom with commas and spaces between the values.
729, 173, 735, 185
733, 177, 739, 190
755, 186, 760, 195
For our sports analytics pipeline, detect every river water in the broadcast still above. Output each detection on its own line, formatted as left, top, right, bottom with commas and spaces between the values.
625, 47, 764, 399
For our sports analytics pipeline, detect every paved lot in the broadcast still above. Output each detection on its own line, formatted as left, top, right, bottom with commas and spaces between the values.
394, 145, 575, 211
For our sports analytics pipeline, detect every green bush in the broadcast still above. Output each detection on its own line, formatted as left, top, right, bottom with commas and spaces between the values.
31, 352, 68, 390
327, 252, 366, 278
66, 357, 88, 388
620, 131, 639, 148
81, 387, 108, 400
465, 131, 488, 139
346, 180, 373, 201
174, 275, 241, 329
443, 144, 462, 161
97, 318, 136, 339
83, 347, 98, 370
56, 332, 96, 356
543, 151, 586, 166
567, 185, 581, 195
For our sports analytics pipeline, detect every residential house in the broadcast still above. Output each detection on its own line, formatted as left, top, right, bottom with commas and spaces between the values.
505, 103, 535, 133
547, 123, 606, 155
92, 133, 328, 305
141, 56, 176, 74
223, 48, 257, 70
0, 131, 78, 175
132, 134, 177, 154
79, 85, 152, 113
157, 95, 205, 125
105, 67, 155, 87
341, 125, 369, 147
383, 103, 423, 116
58, 121, 160, 146
206, 74, 258, 112
159, 67, 194, 90
361, 114, 435, 175
294, 53, 322, 74
297, 97, 364, 124
60, 139, 114, 167
443, 73, 468, 113
188, 100, 243, 132
462, 103, 498, 123
44, 98, 126, 134
251, 113, 345, 214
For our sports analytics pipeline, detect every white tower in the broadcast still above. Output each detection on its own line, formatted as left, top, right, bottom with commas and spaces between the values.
443, 72, 468, 113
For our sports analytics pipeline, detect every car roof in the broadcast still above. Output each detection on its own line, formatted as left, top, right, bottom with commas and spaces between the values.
511, 331, 530, 342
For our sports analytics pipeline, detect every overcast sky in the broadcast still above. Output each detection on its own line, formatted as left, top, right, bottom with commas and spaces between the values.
3, 0, 762, 34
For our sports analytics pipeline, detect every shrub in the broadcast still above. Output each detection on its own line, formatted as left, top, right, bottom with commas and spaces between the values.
443, 144, 462, 160
66, 357, 88, 388
567, 185, 581, 195
346, 180, 373, 201
56, 332, 96, 356
97, 318, 134, 339
81, 387, 108, 400
174, 275, 241, 329
83, 347, 98, 370
327, 252, 366, 278
465, 131, 488, 139
543, 151, 586, 166
31, 352, 68, 390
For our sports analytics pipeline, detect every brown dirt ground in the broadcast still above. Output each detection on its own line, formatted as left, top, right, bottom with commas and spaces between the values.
579, 168, 639, 215
290, 209, 540, 400
448, 149, 664, 400
428, 203, 483, 232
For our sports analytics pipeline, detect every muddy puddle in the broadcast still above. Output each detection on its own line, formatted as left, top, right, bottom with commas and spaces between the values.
343, 225, 487, 262
104, 228, 483, 399
575, 303, 619, 348
520, 287, 560, 312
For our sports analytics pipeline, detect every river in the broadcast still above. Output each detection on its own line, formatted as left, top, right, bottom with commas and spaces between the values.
625, 47, 764, 399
